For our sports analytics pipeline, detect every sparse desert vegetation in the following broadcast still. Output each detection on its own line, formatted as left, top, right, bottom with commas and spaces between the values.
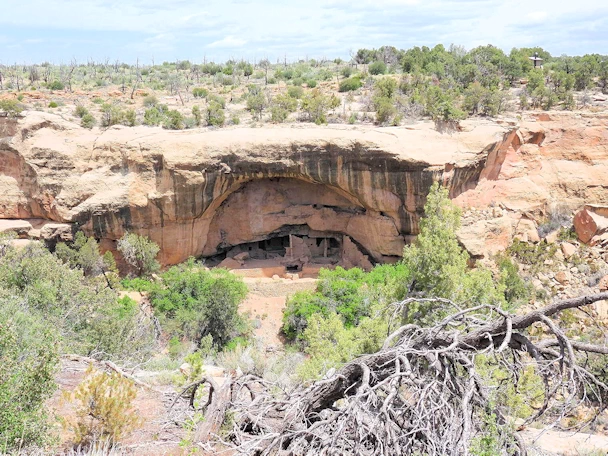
2, 39, 608, 456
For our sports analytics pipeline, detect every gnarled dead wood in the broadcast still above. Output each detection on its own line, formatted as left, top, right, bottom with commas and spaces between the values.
183, 292, 608, 455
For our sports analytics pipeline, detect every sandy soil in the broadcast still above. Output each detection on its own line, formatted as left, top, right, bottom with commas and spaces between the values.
522, 427, 608, 455
48, 358, 187, 455
240, 277, 317, 347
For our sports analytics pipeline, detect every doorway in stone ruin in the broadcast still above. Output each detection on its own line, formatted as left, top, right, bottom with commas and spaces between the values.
204, 225, 347, 271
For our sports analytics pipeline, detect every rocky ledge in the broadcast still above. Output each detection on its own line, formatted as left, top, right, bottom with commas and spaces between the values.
1, 111, 607, 267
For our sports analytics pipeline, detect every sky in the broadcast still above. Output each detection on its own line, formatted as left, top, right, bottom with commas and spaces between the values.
0, 0, 607, 64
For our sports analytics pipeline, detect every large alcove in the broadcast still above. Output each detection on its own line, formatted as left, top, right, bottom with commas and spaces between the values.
201, 177, 402, 271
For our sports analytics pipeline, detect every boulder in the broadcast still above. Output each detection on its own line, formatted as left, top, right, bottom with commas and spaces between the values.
544, 230, 560, 244
457, 216, 514, 258
218, 257, 242, 269
233, 252, 250, 262
0, 219, 33, 238
39, 223, 73, 243
561, 242, 577, 259
555, 271, 570, 285
574, 205, 608, 244
598, 275, 608, 291
514, 218, 540, 243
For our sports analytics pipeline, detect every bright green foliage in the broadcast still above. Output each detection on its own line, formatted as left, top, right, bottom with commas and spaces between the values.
144, 106, 164, 126
67, 367, 141, 446
297, 312, 387, 379
0, 300, 58, 452
495, 255, 532, 304
0, 241, 154, 362
48, 101, 58, 108
463, 82, 506, 116
401, 183, 506, 323
206, 101, 225, 126
123, 108, 136, 126
117, 232, 160, 277
338, 76, 362, 92
164, 109, 184, 129
246, 86, 267, 120
287, 85, 304, 99
100, 102, 135, 127
192, 105, 201, 126
149, 260, 248, 348
369, 61, 387, 75
282, 264, 410, 341
0, 99, 23, 117
48, 80, 64, 90
270, 92, 297, 122
81, 113, 96, 129
55, 231, 117, 279
300, 89, 340, 124
192, 87, 208, 98
424, 86, 466, 122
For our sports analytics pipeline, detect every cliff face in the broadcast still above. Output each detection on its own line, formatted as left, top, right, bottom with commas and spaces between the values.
3, 111, 604, 266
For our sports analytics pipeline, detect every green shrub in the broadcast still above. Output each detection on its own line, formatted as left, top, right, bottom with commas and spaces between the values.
300, 89, 340, 124
506, 239, 557, 274
123, 108, 136, 126
55, 232, 117, 279
100, 103, 124, 127
0, 300, 58, 452
338, 76, 362, 92
117, 232, 160, 277
164, 109, 184, 130
0, 99, 23, 117
66, 366, 141, 446
341, 66, 354, 78
496, 254, 531, 304
48, 101, 58, 108
401, 183, 507, 322
144, 107, 164, 126
207, 93, 226, 108
81, 113, 96, 129
74, 105, 89, 118
149, 260, 248, 348
231, 114, 241, 125
142, 95, 158, 107
48, 80, 64, 90
206, 101, 225, 126
92, 97, 104, 104
287, 85, 304, 99
192, 105, 201, 126
192, 87, 208, 98
270, 92, 297, 123
246, 86, 267, 120
374, 96, 397, 124
306, 79, 317, 88
369, 61, 387, 75
0, 242, 154, 362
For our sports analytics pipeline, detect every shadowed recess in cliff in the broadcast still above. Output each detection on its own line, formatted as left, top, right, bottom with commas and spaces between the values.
199, 177, 402, 269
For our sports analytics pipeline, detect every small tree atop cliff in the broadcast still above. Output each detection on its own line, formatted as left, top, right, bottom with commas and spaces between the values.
117, 233, 160, 277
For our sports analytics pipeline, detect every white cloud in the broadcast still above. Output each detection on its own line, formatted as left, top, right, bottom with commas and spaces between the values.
0, 0, 606, 61
207, 36, 248, 48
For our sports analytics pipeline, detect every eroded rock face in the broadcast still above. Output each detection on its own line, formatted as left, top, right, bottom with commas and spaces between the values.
0, 112, 516, 265
1, 111, 607, 265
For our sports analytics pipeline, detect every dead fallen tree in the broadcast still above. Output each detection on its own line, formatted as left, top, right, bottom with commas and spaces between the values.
184, 293, 608, 455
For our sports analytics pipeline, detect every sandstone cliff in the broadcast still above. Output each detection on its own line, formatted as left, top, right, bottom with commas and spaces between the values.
1, 111, 606, 266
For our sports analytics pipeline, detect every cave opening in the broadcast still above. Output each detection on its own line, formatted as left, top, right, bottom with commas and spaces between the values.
204, 225, 350, 269
201, 178, 382, 271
